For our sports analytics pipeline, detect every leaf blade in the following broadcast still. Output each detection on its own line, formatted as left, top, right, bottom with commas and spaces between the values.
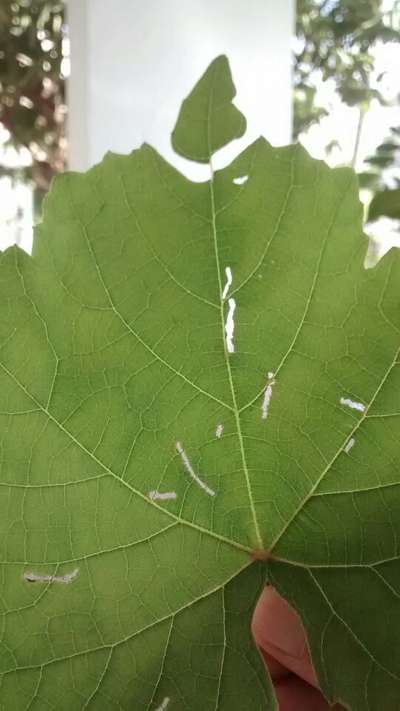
171, 55, 246, 163
2, 55, 400, 710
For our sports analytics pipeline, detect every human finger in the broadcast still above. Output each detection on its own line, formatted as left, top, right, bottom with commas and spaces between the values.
252, 585, 318, 688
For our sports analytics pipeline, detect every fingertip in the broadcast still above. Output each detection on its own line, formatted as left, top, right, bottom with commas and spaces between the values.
253, 586, 306, 659
252, 585, 319, 689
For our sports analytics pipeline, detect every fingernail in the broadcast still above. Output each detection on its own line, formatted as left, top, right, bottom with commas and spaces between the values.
256, 587, 307, 659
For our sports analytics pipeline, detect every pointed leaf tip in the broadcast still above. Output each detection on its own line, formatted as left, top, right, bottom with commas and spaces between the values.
171, 55, 246, 163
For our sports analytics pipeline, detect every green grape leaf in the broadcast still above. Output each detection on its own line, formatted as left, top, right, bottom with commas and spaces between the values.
1, 55, 400, 710
171, 55, 246, 163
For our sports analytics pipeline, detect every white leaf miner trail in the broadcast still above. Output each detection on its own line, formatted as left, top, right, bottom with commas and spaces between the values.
225, 297, 237, 354
24, 568, 79, 584
340, 396, 366, 413
261, 372, 276, 420
222, 266, 233, 299
176, 441, 215, 497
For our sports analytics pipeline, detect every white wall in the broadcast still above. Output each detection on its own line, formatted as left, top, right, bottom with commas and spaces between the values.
67, 0, 294, 180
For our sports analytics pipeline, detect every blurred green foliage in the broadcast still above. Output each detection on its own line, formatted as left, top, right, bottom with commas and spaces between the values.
361, 127, 400, 223
295, 0, 400, 227
294, 0, 400, 137
0, 0, 66, 193
368, 186, 400, 220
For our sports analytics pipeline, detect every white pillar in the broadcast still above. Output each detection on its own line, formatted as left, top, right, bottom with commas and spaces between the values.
67, 0, 294, 179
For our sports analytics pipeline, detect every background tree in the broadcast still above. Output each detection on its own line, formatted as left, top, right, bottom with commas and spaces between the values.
0, 0, 66, 197
294, 0, 400, 137
294, 0, 400, 230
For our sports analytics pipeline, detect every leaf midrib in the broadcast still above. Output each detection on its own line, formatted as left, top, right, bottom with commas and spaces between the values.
208, 170, 263, 549
206, 62, 263, 550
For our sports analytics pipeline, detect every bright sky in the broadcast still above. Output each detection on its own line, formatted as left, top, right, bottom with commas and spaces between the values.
0, 125, 33, 252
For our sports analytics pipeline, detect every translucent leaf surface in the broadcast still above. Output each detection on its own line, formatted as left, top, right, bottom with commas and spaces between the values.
1, 55, 400, 710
